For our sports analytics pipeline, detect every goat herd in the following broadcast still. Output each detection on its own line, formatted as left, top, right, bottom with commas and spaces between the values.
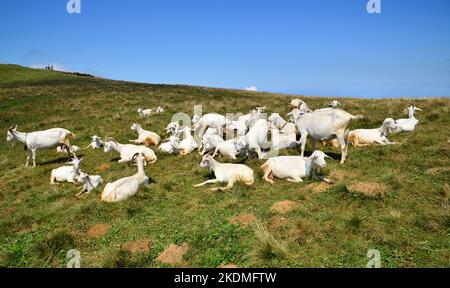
5, 99, 422, 202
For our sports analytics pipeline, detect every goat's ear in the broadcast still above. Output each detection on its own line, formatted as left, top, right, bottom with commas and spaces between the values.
324, 154, 333, 159
8, 125, 18, 131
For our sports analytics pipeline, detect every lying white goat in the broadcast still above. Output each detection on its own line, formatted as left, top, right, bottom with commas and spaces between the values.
392, 106, 422, 133
56, 145, 80, 154
130, 122, 161, 146
50, 158, 83, 184
158, 135, 180, 155
155, 107, 165, 113
329, 100, 341, 108
138, 108, 152, 118
261, 150, 333, 184
85, 135, 104, 149
347, 118, 399, 147
200, 133, 224, 155
104, 138, 157, 164
75, 172, 104, 198
101, 153, 149, 203
212, 137, 246, 159
288, 108, 363, 163
193, 155, 254, 191
178, 127, 199, 156
165, 121, 181, 136
271, 128, 300, 150
6, 125, 76, 167
268, 113, 297, 135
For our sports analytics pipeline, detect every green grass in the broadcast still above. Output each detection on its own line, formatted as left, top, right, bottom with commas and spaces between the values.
0, 64, 449, 268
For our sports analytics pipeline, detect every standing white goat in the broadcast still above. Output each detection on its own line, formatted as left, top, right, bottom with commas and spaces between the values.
138, 108, 152, 118
6, 125, 76, 167
104, 138, 157, 164
261, 151, 334, 184
50, 158, 83, 184
130, 122, 161, 146
392, 106, 422, 133
193, 155, 254, 191
75, 172, 104, 198
347, 118, 399, 146
288, 108, 363, 163
101, 153, 149, 203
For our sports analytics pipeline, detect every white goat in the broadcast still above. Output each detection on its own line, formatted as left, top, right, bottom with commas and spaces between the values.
75, 172, 104, 198
101, 153, 149, 203
155, 107, 165, 113
261, 150, 334, 184
104, 138, 157, 164
57, 145, 80, 154
194, 113, 230, 141
193, 155, 254, 191
271, 128, 300, 150
178, 127, 199, 156
288, 108, 363, 163
6, 125, 76, 167
392, 106, 422, 133
200, 133, 224, 155
212, 137, 246, 159
158, 135, 180, 155
268, 113, 297, 135
85, 135, 104, 149
347, 118, 399, 147
289, 99, 312, 113
245, 119, 270, 159
50, 158, 83, 184
165, 121, 181, 136
138, 108, 152, 118
329, 100, 341, 108
130, 122, 161, 146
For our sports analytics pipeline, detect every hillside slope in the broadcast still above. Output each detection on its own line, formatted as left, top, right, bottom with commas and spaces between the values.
0, 64, 449, 267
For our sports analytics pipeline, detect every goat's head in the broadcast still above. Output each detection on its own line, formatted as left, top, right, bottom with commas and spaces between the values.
6, 125, 18, 142
77, 172, 88, 183
130, 122, 140, 132
200, 155, 213, 169
68, 157, 83, 170
103, 138, 116, 153
329, 100, 341, 108
382, 118, 399, 133
310, 150, 331, 169
131, 152, 146, 164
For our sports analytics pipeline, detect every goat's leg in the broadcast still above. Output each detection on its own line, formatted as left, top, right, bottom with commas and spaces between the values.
311, 139, 317, 151
211, 178, 236, 192
336, 134, 347, 164
263, 169, 275, 184
129, 139, 141, 144
314, 174, 334, 184
299, 131, 308, 158
32, 149, 37, 167
193, 179, 220, 187
286, 177, 303, 183
25, 150, 31, 167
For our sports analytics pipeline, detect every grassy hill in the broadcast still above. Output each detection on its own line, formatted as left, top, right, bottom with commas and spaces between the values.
0, 64, 448, 268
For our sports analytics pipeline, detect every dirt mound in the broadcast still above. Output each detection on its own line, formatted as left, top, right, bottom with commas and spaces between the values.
122, 238, 152, 253
426, 167, 450, 176
348, 182, 388, 197
306, 182, 332, 193
96, 163, 112, 172
156, 243, 190, 265
229, 213, 256, 227
268, 215, 290, 229
87, 223, 111, 239
271, 200, 299, 214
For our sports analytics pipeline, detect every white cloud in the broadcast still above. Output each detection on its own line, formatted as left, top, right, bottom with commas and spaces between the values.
29, 62, 71, 72
245, 86, 257, 92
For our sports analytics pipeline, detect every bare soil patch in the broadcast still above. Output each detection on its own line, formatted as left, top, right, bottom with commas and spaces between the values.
156, 243, 190, 265
229, 213, 256, 227
122, 238, 152, 253
271, 200, 299, 214
87, 223, 111, 239
348, 182, 388, 197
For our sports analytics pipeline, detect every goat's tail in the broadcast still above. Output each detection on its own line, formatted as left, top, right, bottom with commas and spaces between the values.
350, 114, 364, 120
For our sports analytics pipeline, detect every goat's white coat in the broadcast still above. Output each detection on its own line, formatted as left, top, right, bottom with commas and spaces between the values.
130, 122, 161, 146
104, 139, 157, 164
348, 118, 399, 146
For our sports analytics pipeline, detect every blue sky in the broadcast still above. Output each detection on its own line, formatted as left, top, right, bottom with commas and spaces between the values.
1, 0, 449, 98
